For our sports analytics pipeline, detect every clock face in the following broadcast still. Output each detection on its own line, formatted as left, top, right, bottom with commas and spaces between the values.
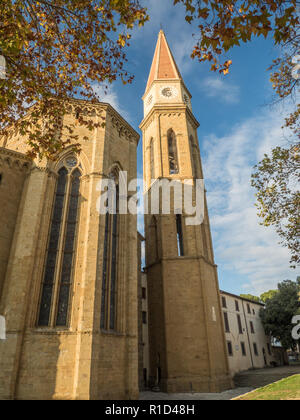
160, 86, 178, 98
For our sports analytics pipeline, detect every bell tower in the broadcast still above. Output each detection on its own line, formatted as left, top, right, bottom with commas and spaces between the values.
140, 30, 232, 393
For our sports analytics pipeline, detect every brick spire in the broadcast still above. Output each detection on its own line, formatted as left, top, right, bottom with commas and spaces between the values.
145, 30, 182, 94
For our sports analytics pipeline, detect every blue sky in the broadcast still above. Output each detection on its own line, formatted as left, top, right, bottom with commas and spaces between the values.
98, 0, 298, 296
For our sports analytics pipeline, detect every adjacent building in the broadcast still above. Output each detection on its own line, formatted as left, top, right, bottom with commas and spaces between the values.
220, 291, 276, 374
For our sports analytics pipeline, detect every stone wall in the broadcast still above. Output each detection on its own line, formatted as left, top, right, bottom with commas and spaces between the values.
0, 100, 140, 400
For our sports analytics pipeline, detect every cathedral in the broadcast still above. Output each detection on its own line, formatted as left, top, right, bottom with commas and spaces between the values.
0, 30, 232, 399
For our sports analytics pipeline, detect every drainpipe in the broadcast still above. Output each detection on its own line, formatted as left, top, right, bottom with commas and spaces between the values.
242, 300, 254, 369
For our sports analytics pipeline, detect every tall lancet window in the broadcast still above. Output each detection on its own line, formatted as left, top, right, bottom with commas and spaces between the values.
101, 170, 120, 331
176, 214, 184, 256
167, 129, 179, 174
38, 158, 81, 327
150, 138, 155, 180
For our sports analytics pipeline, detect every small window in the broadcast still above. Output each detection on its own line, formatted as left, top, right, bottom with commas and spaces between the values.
247, 303, 251, 314
221, 296, 227, 309
227, 341, 233, 356
250, 321, 255, 334
142, 287, 146, 300
241, 342, 246, 356
167, 129, 179, 174
142, 311, 147, 324
0, 173, 2, 185
253, 309, 255, 315
235, 300, 240, 311
223, 312, 230, 333
253, 342, 258, 356
237, 314, 243, 334
176, 214, 184, 256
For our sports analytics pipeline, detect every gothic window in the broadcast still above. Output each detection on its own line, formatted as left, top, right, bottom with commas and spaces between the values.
38, 159, 81, 327
150, 138, 155, 180
56, 169, 81, 326
101, 170, 120, 331
167, 129, 179, 174
176, 214, 184, 256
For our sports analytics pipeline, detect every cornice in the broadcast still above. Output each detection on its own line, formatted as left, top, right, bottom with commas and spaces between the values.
0, 147, 32, 172
139, 104, 200, 131
107, 106, 140, 145
64, 98, 140, 144
143, 78, 192, 101
1, 98, 140, 146
0, 146, 32, 162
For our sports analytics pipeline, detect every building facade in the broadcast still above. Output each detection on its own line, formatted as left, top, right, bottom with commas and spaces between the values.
0, 101, 140, 400
220, 291, 276, 374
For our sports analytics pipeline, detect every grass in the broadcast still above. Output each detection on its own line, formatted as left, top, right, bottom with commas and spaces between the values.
235, 375, 300, 400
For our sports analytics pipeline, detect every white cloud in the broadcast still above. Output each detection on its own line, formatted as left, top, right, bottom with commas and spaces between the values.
203, 107, 297, 295
93, 84, 131, 122
201, 76, 240, 104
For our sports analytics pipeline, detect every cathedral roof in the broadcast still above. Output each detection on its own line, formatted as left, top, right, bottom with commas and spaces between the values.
145, 30, 183, 94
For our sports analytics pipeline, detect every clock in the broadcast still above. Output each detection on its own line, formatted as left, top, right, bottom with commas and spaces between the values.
160, 86, 178, 98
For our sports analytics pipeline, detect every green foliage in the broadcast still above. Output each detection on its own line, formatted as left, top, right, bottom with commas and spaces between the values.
260, 278, 300, 349
260, 290, 278, 303
0, 0, 148, 158
240, 294, 261, 303
251, 145, 300, 267
174, 0, 299, 78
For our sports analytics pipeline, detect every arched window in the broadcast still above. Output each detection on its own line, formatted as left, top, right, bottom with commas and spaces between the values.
167, 129, 179, 174
150, 138, 155, 180
38, 159, 81, 327
101, 169, 120, 331
56, 169, 81, 326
